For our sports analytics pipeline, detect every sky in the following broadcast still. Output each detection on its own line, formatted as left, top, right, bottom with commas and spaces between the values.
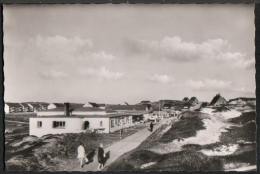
4, 4, 255, 104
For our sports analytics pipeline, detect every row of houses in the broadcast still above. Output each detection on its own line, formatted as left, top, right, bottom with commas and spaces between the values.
5, 102, 49, 113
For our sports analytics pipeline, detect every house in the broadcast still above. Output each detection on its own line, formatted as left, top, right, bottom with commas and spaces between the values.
228, 97, 256, 105
188, 97, 199, 106
30, 103, 136, 137
209, 94, 227, 106
47, 103, 64, 110
5, 102, 23, 113
182, 97, 189, 102
27, 103, 42, 112
38, 102, 49, 111
20, 103, 33, 112
88, 102, 106, 109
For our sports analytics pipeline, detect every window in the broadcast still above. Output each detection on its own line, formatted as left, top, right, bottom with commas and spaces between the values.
111, 119, 114, 128
100, 121, 103, 127
53, 121, 66, 128
37, 121, 42, 128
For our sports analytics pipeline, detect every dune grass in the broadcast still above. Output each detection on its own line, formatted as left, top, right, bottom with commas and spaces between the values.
107, 110, 256, 171
159, 112, 205, 143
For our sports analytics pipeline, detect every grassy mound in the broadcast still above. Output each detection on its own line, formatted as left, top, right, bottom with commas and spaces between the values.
159, 113, 205, 143
107, 149, 223, 171
228, 111, 255, 124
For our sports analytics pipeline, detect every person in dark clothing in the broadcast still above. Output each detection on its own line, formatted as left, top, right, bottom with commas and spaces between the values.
150, 121, 154, 132
97, 143, 105, 170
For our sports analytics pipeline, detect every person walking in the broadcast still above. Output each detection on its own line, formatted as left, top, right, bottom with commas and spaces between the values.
97, 143, 105, 170
150, 121, 154, 132
77, 143, 88, 168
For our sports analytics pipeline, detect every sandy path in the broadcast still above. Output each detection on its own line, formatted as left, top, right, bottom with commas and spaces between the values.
59, 119, 169, 171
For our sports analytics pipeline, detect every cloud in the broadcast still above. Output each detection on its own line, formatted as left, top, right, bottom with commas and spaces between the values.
125, 36, 254, 69
39, 69, 68, 79
90, 51, 115, 61
80, 66, 124, 80
186, 79, 232, 90
148, 74, 173, 84
28, 35, 116, 64
234, 57, 255, 69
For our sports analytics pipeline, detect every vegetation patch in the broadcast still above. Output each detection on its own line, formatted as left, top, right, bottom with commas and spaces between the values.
159, 113, 205, 143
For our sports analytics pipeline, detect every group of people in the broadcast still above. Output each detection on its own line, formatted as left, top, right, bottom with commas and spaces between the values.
77, 121, 155, 170
77, 143, 106, 170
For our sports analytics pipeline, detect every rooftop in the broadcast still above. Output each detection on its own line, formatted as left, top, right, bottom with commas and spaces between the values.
34, 112, 140, 118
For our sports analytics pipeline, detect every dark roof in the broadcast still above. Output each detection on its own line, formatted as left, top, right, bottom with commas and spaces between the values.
182, 97, 189, 102
5, 102, 22, 107
70, 103, 85, 109
228, 97, 256, 103
20, 103, 31, 107
209, 94, 227, 105
28, 103, 42, 108
38, 102, 49, 107
188, 97, 199, 104
140, 100, 151, 104
88, 102, 106, 107
52, 103, 64, 107
106, 104, 147, 111
35, 112, 137, 118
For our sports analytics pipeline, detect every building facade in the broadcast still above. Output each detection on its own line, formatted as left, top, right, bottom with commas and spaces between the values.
29, 114, 134, 137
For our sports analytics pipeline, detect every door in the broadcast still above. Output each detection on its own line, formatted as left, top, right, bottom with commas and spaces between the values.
83, 121, 90, 130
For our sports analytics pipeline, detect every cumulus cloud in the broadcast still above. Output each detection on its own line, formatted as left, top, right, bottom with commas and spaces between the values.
125, 36, 254, 69
29, 35, 116, 63
234, 57, 255, 69
80, 66, 124, 80
186, 79, 232, 90
39, 69, 68, 79
148, 74, 173, 84
90, 51, 115, 61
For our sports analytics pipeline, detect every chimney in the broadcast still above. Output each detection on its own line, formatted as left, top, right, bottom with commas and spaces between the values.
64, 102, 70, 116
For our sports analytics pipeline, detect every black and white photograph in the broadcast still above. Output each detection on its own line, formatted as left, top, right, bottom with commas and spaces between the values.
3, 4, 256, 171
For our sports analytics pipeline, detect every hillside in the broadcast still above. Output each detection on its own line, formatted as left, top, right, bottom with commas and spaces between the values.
106, 105, 256, 171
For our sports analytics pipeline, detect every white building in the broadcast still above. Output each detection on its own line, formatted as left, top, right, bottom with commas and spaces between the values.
30, 103, 149, 137
29, 113, 134, 137
47, 103, 64, 110
5, 102, 23, 114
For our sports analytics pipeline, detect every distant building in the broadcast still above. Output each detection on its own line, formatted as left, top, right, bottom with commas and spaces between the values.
20, 103, 32, 112
27, 103, 42, 112
87, 102, 106, 109
228, 97, 256, 105
38, 102, 49, 111
47, 103, 64, 110
188, 97, 199, 106
209, 94, 227, 106
5, 102, 23, 113
182, 97, 189, 102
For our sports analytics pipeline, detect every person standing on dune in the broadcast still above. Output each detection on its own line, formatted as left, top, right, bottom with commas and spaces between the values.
77, 143, 88, 168
97, 143, 105, 170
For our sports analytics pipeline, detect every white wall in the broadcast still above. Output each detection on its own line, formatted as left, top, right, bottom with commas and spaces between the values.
37, 111, 64, 116
29, 117, 84, 137
82, 117, 110, 133
109, 116, 133, 132
5, 104, 10, 114
47, 103, 57, 109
